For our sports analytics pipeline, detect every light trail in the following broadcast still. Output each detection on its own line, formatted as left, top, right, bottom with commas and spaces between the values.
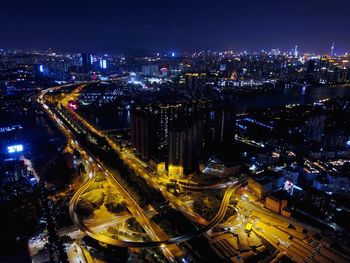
38, 84, 244, 252
69, 176, 241, 247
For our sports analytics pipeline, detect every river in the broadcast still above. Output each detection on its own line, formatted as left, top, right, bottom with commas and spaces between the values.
233, 84, 350, 112
89, 85, 350, 130
0, 109, 64, 171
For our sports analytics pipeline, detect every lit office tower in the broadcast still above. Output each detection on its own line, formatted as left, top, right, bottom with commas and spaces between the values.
330, 42, 335, 57
168, 120, 203, 177
294, 45, 298, 58
99, 59, 107, 69
305, 115, 326, 142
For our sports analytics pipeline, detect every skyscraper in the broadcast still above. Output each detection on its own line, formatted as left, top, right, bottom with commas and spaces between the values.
305, 115, 326, 142
168, 120, 203, 177
294, 45, 298, 58
81, 52, 92, 73
212, 104, 236, 147
330, 42, 335, 57
130, 106, 157, 160
306, 60, 316, 83
131, 101, 209, 174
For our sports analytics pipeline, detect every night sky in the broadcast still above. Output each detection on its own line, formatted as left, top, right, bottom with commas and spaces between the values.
1, 0, 349, 53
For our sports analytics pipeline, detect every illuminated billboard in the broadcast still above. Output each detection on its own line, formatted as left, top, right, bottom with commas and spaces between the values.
7, 144, 24, 153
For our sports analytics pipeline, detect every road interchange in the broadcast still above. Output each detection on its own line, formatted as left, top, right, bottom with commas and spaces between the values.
69, 173, 241, 248
38, 84, 243, 254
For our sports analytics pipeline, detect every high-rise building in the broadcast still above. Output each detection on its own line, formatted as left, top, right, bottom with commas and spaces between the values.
168, 120, 203, 177
131, 104, 182, 160
130, 106, 157, 160
142, 64, 159, 77
307, 60, 316, 74
294, 45, 298, 58
305, 115, 326, 141
306, 60, 316, 83
34, 64, 48, 78
157, 104, 182, 151
131, 101, 209, 173
185, 73, 206, 91
330, 42, 335, 57
81, 52, 93, 73
99, 59, 107, 69
212, 104, 236, 147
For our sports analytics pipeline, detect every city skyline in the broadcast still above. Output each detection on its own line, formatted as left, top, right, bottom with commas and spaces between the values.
1, 1, 350, 262
0, 0, 349, 53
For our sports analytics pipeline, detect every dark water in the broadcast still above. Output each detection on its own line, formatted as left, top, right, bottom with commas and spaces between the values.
0, 111, 64, 170
233, 85, 350, 112
93, 110, 131, 130
92, 85, 350, 130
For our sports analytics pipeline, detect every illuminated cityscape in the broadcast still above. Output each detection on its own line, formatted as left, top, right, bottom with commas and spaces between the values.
1, 1, 350, 263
